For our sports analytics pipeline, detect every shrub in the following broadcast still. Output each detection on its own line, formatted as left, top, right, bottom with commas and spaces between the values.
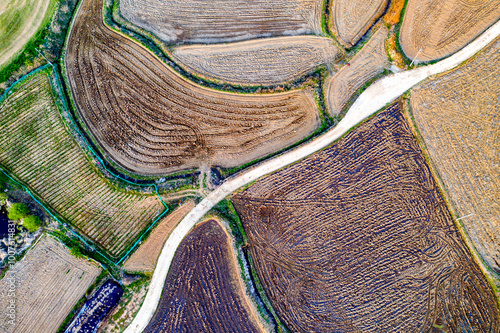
8, 203, 30, 220
0, 192, 7, 202
70, 247, 84, 258
22, 215, 43, 232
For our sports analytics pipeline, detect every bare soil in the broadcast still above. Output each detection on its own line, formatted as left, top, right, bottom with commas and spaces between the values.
411, 35, 500, 273
66, 0, 320, 176
172, 36, 342, 86
0, 235, 101, 333
232, 103, 500, 332
143, 219, 264, 332
331, 0, 388, 47
120, 0, 323, 44
123, 200, 195, 272
326, 26, 389, 115
400, 0, 500, 61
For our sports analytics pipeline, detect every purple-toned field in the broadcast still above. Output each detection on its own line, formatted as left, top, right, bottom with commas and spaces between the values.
232, 103, 500, 332
144, 220, 263, 332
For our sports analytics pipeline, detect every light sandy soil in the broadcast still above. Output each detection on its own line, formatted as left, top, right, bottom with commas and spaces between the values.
172, 36, 342, 86
331, 0, 388, 47
326, 26, 389, 116
123, 15, 500, 333
0, 235, 101, 333
411, 35, 500, 272
0, 0, 53, 67
123, 200, 195, 272
400, 0, 500, 61
120, 0, 322, 44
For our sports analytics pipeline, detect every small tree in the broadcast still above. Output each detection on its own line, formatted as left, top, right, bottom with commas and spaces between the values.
22, 215, 42, 232
0, 192, 7, 203
70, 247, 84, 258
8, 203, 30, 220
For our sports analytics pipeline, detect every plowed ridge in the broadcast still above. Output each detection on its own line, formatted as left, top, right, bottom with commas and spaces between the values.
400, 0, 500, 61
232, 104, 500, 332
172, 36, 341, 86
411, 35, 500, 272
332, 0, 388, 46
144, 220, 264, 333
326, 26, 389, 115
120, 0, 322, 44
66, 0, 320, 175
0, 70, 165, 257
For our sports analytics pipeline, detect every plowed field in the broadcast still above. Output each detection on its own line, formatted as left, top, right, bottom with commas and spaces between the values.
326, 26, 389, 115
400, 0, 500, 61
411, 36, 500, 272
0, 70, 166, 258
331, 0, 388, 47
123, 200, 195, 272
172, 37, 341, 86
66, 0, 320, 175
0, 235, 101, 333
144, 220, 264, 332
120, 0, 322, 44
232, 103, 500, 332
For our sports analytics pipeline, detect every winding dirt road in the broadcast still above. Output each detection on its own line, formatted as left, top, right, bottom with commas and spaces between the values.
124, 18, 500, 333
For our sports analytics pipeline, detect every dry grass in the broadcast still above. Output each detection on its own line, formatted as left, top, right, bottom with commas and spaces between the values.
232, 103, 500, 332
325, 26, 389, 115
411, 35, 500, 273
331, 0, 388, 47
171, 36, 342, 86
120, 0, 322, 44
400, 0, 500, 61
383, 0, 405, 25
0, 235, 101, 333
144, 220, 264, 332
66, 0, 320, 175
0, 70, 166, 258
123, 200, 195, 272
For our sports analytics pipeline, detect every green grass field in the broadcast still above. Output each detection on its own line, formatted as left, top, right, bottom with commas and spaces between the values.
0, 0, 56, 68
0, 68, 167, 258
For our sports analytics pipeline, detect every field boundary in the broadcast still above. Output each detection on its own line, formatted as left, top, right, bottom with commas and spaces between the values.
0, 65, 171, 265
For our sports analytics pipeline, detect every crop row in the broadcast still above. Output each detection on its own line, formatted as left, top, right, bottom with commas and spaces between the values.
0, 71, 165, 257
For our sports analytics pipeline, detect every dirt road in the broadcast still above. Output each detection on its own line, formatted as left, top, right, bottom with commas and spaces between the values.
124, 18, 500, 333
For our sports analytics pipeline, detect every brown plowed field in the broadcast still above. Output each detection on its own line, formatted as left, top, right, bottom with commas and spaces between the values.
144, 220, 264, 332
400, 0, 500, 61
411, 36, 500, 273
171, 37, 341, 86
326, 26, 389, 115
232, 103, 500, 332
331, 0, 388, 47
123, 200, 195, 272
120, 0, 322, 44
66, 0, 320, 175
0, 235, 101, 333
